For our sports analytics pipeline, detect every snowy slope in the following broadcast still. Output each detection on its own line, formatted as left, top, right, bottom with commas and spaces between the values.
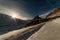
0, 23, 45, 40
27, 17, 60, 40
27, 8, 60, 40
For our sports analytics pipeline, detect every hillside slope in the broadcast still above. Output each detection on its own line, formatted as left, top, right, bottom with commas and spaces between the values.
27, 8, 60, 40
0, 13, 29, 35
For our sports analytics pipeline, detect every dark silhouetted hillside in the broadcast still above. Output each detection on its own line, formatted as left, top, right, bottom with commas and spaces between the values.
24, 15, 43, 27
0, 13, 29, 34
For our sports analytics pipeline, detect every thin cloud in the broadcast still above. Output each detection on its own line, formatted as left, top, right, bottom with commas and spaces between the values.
0, 0, 32, 20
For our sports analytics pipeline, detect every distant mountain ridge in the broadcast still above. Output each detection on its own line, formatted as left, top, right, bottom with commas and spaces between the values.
0, 13, 29, 26
25, 8, 60, 27
24, 15, 43, 27
0, 13, 29, 34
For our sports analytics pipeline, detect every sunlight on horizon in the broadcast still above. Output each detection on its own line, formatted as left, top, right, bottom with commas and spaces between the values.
11, 14, 16, 18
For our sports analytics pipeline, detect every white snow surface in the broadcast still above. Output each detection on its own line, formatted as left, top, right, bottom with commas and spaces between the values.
27, 18, 60, 40
0, 23, 44, 40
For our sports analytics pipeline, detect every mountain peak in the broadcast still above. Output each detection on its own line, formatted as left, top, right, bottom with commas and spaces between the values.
24, 15, 42, 27
33, 15, 42, 20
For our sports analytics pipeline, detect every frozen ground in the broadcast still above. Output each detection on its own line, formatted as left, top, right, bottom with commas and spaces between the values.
0, 23, 44, 40
27, 18, 60, 40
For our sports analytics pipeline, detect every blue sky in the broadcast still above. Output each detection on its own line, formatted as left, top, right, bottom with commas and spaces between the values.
0, 0, 60, 20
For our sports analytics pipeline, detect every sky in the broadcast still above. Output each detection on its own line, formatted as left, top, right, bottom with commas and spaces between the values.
0, 0, 60, 20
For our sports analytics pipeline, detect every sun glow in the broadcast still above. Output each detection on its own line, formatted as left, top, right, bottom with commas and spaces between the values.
12, 14, 16, 18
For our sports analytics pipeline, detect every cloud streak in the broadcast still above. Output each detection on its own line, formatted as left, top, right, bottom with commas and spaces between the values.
0, 0, 32, 20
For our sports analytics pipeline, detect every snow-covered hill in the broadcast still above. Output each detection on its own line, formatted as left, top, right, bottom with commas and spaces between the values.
0, 23, 45, 40
27, 8, 60, 40
27, 17, 60, 40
